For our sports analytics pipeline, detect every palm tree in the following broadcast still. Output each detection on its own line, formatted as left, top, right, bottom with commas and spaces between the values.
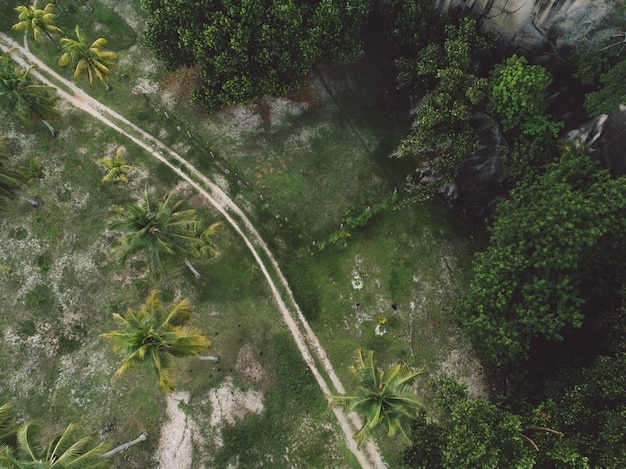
0, 54, 60, 135
327, 349, 424, 447
12, 3, 64, 48
0, 137, 25, 208
0, 421, 112, 468
100, 290, 211, 393
109, 189, 222, 277
59, 26, 118, 89
97, 147, 132, 183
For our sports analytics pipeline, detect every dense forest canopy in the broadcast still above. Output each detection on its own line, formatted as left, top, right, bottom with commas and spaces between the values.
140, 0, 373, 111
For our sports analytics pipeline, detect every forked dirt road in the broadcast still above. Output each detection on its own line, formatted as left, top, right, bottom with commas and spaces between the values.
0, 33, 386, 468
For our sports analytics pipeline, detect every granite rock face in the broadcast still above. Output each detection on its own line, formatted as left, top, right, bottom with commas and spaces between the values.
436, 0, 620, 53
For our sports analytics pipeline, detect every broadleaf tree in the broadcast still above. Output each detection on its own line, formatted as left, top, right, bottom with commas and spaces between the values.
456, 143, 626, 366
140, 0, 373, 111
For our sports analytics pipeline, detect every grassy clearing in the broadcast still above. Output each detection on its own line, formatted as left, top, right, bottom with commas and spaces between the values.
0, 1, 486, 467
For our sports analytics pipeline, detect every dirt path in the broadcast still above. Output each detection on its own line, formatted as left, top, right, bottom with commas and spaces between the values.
0, 33, 386, 468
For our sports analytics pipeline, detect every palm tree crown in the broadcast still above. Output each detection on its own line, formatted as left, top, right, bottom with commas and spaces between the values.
12, 3, 63, 46
59, 26, 118, 88
0, 54, 60, 131
97, 147, 132, 183
327, 349, 424, 447
0, 420, 112, 468
100, 290, 211, 393
109, 189, 222, 276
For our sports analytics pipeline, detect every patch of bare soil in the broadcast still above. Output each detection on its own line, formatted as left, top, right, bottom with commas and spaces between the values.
155, 392, 195, 469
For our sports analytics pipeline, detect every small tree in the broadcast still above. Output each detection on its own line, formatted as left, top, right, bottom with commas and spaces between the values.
327, 349, 424, 447
100, 290, 211, 393
97, 147, 132, 183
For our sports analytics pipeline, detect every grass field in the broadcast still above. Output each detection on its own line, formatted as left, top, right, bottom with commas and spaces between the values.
0, 1, 486, 467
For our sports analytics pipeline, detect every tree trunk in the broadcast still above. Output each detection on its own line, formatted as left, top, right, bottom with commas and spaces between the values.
184, 258, 201, 278
43, 28, 59, 49
197, 355, 219, 362
101, 432, 147, 459
40, 118, 58, 138
13, 190, 38, 207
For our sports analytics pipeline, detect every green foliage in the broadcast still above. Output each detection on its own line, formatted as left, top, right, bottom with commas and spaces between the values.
383, 0, 444, 57
327, 349, 424, 447
487, 55, 562, 137
402, 377, 538, 468
315, 190, 399, 251
284, 261, 321, 322
97, 147, 132, 183
584, 58, 626, 117
100, 290, 211, 393
456, 144, 626, 366
0, 419, 112, 468
59, 25, 119, 88
140, 0, 373, 111
12, 2, 63, 45
393, 17, 492, 198
0, 54, 60, 131
108, 189, 221, 277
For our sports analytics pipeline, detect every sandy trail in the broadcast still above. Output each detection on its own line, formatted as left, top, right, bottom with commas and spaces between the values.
0, 33, 385, 468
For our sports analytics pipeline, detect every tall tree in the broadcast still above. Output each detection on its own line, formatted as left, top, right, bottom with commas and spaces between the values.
392, 17, 492, 199
0, 421, 112, 468
12, 3, 63, 47
97, 147, 132, 183
108, 189, 221, 277
456, 143, 626, 366
100, 290, 211, 393
59, 26, 118, 89
0, 54, 60, 135
327, 349, 424, 447
140, 0, 373, 111
0, 136, 25, 208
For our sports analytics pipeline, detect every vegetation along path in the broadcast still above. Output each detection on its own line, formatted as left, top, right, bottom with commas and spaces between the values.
0, 32, 385, 468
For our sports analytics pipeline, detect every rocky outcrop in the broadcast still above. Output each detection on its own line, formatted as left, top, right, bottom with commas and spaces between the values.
436, 0, 621, 53
567, 106, 626, 176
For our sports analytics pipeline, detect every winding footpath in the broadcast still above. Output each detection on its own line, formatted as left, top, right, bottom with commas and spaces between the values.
0, 32, 386, 468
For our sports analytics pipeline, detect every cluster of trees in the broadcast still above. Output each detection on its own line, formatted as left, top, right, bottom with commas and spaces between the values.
140, 0, 373, 111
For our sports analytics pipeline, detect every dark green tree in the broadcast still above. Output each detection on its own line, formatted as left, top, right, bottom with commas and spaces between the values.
140, 0, 373, 111
401, 377, 568, 468
456, 143, 626, 366
584, 58, 626, 117
392, 17, 492, 199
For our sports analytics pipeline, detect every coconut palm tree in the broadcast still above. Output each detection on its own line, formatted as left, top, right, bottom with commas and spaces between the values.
12, 3, 63, 48
59, 26, 118, 89
109, 189, 222, 277
0, 420, 112, 468
0, 137, 25, 208
326, 349, 425, 447
100, 290, 211, 393
97, 147, 132, 183
0, 54, 60, 135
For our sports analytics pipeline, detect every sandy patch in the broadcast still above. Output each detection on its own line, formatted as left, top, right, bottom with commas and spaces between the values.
235, 345, 264, 382
207, 377, 264, 448
155, 391, 195, 469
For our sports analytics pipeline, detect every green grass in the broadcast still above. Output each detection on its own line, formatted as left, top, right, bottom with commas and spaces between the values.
0, 1, 487, 467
